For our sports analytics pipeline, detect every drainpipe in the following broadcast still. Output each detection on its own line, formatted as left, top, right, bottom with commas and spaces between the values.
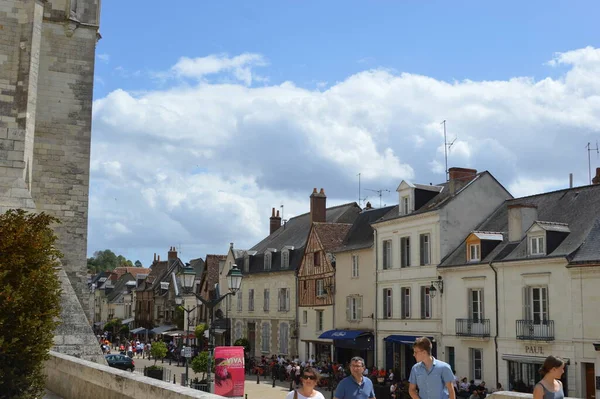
488, 260, 499, 387
374, 229, 379, 367
295, 269, 300, 358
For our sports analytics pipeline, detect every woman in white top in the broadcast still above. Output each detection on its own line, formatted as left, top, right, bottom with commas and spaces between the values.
285, 366, 325, 399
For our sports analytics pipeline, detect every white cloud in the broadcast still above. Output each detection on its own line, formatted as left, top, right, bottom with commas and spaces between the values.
89, 47, 600, 264
97, 53, 110, 63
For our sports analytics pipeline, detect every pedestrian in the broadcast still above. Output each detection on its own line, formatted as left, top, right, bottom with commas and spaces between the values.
408, 337, 455, 399
286, 366, 326, 399
334, 356, 376, 399
533, 355, 565, 399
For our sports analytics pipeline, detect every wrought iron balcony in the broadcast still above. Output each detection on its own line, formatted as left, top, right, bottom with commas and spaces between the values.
456, 318, 491, 337
516, 319, 555, 341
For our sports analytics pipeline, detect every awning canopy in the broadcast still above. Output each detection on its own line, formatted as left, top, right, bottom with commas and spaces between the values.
502, 354, 570, 365
165, 330, 186, 337
150, 325, 177, 334
384, 335, 433, 345
121, 318, 135, 325
130, 327, 147, 334
319, 330, 371, 340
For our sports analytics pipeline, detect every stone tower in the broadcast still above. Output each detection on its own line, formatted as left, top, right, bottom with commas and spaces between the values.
0, 0, 103, 362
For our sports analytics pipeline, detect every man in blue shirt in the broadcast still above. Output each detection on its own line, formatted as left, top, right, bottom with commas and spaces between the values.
334, 356, 376, 399
409, 337, 456, 399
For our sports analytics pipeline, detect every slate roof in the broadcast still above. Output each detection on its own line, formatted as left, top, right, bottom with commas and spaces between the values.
189, 257, 205, 276
375, 172, 504, 224
112, 267, 149, 280
107, 273, 135, 303
440, 184, 600, 267
334, 205, 396, 253
238, 202, 361, 274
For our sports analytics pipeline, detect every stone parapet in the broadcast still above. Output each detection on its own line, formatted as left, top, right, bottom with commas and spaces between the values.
487, 392, 577, 399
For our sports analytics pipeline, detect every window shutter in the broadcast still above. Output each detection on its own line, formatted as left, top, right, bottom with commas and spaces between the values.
383, 289, 388, 318
346, 296, 352, 321
420, 286, 426, 319
357, 297, 362, 320
420, 235, 425, 265
522, 286, 531, 320
468, 289, 473, 320
480, 289, 484, 319
286, 289, 290, 311
542, 287, 548, 321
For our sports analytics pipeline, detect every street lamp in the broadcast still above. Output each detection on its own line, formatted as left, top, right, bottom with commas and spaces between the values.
429, 276, 444, 298
178, 264, 243, 392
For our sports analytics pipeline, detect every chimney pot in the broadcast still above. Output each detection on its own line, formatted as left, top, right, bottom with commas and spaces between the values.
313, 188, 318, 194
593, 168, 600, 185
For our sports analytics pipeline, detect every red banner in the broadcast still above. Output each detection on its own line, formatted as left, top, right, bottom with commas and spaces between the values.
213, 346, 245, 397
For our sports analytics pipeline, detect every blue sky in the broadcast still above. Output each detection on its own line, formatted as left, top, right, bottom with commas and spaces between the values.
89, 1, 600, 265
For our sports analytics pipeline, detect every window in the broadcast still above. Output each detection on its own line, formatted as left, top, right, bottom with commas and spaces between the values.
282, 250, 290, 269
264, 252, 272, 270
346, 296, 362, 321
523, 286, 548, 323
278, 288, 290, 311
279, 323, 289, 354
420, 234, 430, 265
401, 196, 410, 214
383, 240, 392, 269
530, 236, 545, 255
261, 322, 270, 353
470, 348, 483, 380
401, 237, 411, 267
383, 288, 393, 319
234, 322, 243, 342
316, 279, 325, 297
352, 255, 359, 278
316, 310, 324, 331
263, 289, 270, 312
248, 289, 254, 311
401, 287, 411, 319
469, 244, 480, 262
420, 286, 432, 319
237, 289, 243, 312
469, 289, 483, 322
314, 251, 321, 267
446, 346, 455, 372
302, 310, 308, 324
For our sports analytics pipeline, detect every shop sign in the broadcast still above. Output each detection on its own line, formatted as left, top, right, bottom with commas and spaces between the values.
524, 345, 544, 355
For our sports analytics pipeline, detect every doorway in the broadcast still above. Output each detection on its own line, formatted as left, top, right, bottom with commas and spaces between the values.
247, 322, 256, 357
585, 363, 595, 399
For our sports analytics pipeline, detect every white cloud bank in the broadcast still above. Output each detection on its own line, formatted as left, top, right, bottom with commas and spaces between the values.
89, 47, 600, 265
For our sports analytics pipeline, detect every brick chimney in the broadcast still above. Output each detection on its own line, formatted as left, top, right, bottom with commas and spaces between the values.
310, 188, 327, 223
593, 167, 600, 185
270, 207, 281, 235
168, 246, 178, 261
448, 167, 478, 195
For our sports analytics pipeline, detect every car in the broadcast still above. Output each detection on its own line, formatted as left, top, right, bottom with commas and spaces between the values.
105, 354, 135, 371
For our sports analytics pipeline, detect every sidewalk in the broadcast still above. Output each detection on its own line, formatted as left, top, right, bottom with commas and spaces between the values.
132, 356, 331, 399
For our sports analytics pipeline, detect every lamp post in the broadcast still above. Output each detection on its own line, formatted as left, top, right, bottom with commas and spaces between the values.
175, 295, 197, 386
429, 276, 444, 298
178, 264, 243, 393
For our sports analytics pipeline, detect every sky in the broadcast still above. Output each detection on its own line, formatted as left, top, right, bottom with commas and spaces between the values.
89, 0, 600, 267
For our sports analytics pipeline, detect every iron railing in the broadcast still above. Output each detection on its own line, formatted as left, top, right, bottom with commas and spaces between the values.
455, 318, 491, 337
516, 319, 555, 341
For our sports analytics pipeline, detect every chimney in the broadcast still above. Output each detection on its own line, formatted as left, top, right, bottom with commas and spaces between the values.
508, 204, 538, 241
569, 173, 573, 188
153, 253, 156, 262
310, 188, 327, 223
168, 246, 177, 261
269, 208, 282, 235
449, 167, 478, 195
593, 168, 600, 185
365, 202, 372, 210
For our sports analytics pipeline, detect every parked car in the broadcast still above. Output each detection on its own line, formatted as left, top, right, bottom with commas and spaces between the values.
105, 354, 135, 371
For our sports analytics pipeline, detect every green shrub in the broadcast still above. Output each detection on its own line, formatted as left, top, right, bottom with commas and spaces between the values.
195, 323, 207, 339
0, 210, 62, 398
191, 351, 214, 380
233, 337, 251, 353
150, 341, 167, 365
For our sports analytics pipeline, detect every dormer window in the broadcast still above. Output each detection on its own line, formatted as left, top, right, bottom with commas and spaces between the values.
281, 250, 289, 269
529, 236, 545, 255
469, 243, 480, 262
264, 252, 272, 270
401, 196, 410, 215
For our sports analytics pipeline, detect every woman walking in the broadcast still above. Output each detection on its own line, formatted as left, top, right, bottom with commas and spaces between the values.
533, 355, 565, 399
286, 366, 325, 399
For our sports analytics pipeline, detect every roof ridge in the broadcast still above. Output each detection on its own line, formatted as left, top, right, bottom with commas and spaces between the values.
285, 201, 358, 221
508, 183, 600, 201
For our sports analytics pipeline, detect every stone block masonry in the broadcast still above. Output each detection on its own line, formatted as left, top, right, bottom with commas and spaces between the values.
0, 0, 103, 363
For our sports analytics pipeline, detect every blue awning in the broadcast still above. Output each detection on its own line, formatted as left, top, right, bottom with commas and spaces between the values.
319, 330, 370, 340
130, 327, 148, 334
384, 335, 433, 345
121, 318, 135, 325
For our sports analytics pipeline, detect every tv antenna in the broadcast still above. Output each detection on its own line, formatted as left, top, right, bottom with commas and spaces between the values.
365, 188, 390, 208
441, 120, 456, 182
586, 141, 599, 185
357, 172, 361, 204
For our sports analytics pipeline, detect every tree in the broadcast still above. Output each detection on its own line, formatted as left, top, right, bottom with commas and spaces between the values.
175, 306, 184, 330
150, 341, 167, 365
87, 250, 136, 273
234, 338, 251, 353
195, 323, 207, 340
134, 260, 143, 267
191, 351, 214, 382
0, 210, 62, 398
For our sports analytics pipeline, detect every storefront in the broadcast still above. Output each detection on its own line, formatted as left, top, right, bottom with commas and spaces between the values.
319, 330, 374, 367
503, 354, 569, 394
384, 335, 437, 380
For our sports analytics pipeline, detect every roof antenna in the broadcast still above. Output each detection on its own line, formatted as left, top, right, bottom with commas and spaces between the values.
357, 172, 361, 205
280, 204, 288, 228
365, 188, 390, 208
586, 141, 599, 184
442, 120, 456, 182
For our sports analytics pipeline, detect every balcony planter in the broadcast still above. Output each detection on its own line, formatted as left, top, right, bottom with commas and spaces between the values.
145, 365, 164, 380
